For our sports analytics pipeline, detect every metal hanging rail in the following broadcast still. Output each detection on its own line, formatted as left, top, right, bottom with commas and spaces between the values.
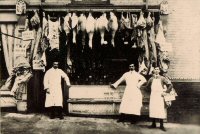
0, 0, 160, 12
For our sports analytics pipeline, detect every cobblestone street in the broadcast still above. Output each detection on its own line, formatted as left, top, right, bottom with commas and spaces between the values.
1, 113, 200, 134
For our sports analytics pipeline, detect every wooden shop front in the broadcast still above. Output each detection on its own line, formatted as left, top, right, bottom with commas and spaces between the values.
0, 0, 165, 115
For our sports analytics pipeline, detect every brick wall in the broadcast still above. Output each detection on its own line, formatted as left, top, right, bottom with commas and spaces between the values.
168, 82, 200, 124
166, 0, 200, 80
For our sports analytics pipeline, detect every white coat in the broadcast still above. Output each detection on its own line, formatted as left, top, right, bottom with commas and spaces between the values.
43, 68, 71, 107
112, 71, 146, 115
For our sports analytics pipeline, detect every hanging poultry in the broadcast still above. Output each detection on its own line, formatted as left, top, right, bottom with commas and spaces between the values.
86, 12, 95, 49
96, 12, 108, 45
78, 13, 87, 32
71, 12, 78, 44
108, 11, 118, 47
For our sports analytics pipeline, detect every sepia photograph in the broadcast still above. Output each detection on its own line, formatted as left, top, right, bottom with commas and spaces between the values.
0, 0, 200, 134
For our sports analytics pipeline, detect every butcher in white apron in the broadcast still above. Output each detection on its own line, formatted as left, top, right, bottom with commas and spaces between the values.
146, 67, 172, 131
43, 61, 71, 119
111, 63, 146, 123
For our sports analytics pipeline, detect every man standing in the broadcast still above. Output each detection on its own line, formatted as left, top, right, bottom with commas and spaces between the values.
146, 67, 172, 131
110, 63, 146, 123
43, 61, 71, 119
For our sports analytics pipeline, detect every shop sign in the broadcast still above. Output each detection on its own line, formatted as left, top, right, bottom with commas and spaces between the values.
22, 31, 34, 41
14, 46, 26, 57
160, 0, 169, 15
69, 86, 123, 100
32, 60, 45, 70
22, 40, 31, 48
16, 0, 26, 15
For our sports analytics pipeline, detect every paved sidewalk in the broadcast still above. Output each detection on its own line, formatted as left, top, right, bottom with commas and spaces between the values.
1, 113, 200, 134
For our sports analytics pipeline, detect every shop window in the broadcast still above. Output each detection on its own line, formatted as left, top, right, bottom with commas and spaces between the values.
43, 11, 160, 85
25, 10, 160, 85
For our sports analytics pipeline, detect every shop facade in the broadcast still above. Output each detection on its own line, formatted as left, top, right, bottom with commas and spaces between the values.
0, 0, 200, 123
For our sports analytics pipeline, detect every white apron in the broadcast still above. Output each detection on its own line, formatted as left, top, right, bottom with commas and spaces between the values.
119, 85, 142, 115
149, 79, 167, 119
113, 71, 146, 115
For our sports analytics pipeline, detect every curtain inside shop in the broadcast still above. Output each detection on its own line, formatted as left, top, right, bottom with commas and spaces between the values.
0, 33, 9, 80
0, 24, 16, 75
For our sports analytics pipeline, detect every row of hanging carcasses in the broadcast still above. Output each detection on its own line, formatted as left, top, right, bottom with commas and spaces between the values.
26, 10, 169, 75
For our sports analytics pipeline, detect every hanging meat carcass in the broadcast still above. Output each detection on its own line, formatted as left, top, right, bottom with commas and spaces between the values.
137, 11, 146, 48
146, 12, 154, 28
136, 11, 149, 72
42, 12, 48, 37
94, 17, 98, 32
47, 15, 60, 51
64, 12, 72, 68
30, 10, 40, 29
138, 58, 148, 75
159, 51, 170, 73
97, 12, 108, 45
30, 10, 41, 60
78, 13, 87, 48
155, 20, 171, 72
124, 12, 131, 29
137, 11, 146, 29
71, 12, 78, 44
130, 14, 138, 48
155, 20, 166, 51
33, 27, 42, 59
86, 12, 95, 49
131, 14, 138, 29
146, 13, 158, 72
119, 12, 125, 32
108, 12, 118, 47
78, 13, 86, 32
64, 12, 71, 36
143, 30, 150, 70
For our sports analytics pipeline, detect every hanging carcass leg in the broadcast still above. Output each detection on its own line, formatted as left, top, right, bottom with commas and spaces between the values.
87, 32, 94, 49
97, 12, 108, 45
108, 12, 118, 47
78, 13, 87, 50
71, 12, 78, 44
142, 30, 150, 72
86, 12, 95, 49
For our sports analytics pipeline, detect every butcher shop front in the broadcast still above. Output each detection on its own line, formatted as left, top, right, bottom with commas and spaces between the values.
0, 0, 172, 115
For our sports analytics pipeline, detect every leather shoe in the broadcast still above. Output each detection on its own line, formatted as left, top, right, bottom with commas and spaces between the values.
117, 119, 125, 123
160, 126, 167, 131
148, 124, 156, 129
50, 116, 55, 119
59, 115, 64, 120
